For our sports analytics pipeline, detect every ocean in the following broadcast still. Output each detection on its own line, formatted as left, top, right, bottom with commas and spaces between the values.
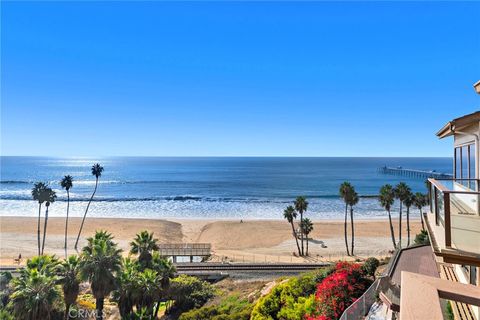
0, 157, 451, 220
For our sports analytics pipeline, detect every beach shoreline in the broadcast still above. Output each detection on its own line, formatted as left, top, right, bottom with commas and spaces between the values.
0, 216, 422, 266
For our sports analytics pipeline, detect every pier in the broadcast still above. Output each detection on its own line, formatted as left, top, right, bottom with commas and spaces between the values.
378, 166, 452, 179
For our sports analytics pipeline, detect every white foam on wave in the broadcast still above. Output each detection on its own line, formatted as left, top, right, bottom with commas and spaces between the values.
0, 198, 418, 220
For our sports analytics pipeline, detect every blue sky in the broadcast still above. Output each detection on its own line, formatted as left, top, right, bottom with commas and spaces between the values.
1, 1, 479, 157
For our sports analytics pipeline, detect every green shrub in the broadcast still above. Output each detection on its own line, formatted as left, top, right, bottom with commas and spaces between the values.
362, 257, 380, 279
179, 294, 252, 320
414, 230, 430, 245
169, 275, 215, 312
250, 269, 330, 320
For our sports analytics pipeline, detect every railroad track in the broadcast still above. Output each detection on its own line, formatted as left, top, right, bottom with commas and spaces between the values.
1, 262, 330, 275
174, 262, 330, 272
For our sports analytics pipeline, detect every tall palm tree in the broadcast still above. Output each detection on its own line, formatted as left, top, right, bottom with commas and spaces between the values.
32, 182, 48, 255
75, 163, 104, 250
339, 182, 353, 256
404, 191, 414, 246
301, 218, 314, 256
10, 268, 62, 320
294, 196, 308, 256
61, 175, 73, 257
130, 230, 159, 270
394, 182, 411, 248
58, 255, 80, 320
41, 188, 57, 255
79, 230, 122, 320
348, 190, 359, 256
379, 184, 396, 249
283, 206, 301, 256
414, 192, 427, 231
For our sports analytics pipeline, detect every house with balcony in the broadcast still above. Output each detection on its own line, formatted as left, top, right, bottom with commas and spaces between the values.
421, 110, 480, 319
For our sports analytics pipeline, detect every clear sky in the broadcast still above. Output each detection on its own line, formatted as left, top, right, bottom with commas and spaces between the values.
1, 1, 479, 157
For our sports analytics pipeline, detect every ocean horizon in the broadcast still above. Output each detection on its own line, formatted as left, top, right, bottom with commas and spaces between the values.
0, 156, 451, 220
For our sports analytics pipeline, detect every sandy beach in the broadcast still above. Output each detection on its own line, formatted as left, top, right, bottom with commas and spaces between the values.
0, 216, 422, 266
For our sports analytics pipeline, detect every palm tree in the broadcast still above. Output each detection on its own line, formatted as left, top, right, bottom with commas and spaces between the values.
79, 230, 122, 320
379, 184, 396, 249
75, 163, 104, 250
58, 255, 80, 320
394, 182, 411, 248
414, 192, 427, 231
41, 187, 57, 255
301, 218, 314, 256
348, 190, 359, 256
114, 258, 139, 318
10, 268, 62, 319
283, 206, 301, 256
24, 254, 60, 276
339, 182, 353, 256
151, 252, 176, 318
404, 191, 414, 246
130, 230, 159, 270
294, 196, 308, 256
61, 175, 73, 257
135, 269, 162, 317
32, 182, 48, 255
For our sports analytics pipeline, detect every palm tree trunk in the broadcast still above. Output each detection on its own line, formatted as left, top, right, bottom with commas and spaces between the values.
399, 202, 402, 248
96, 297, 104, 320
407, 207, 410, 246
350, 206, 355, 256
290, 222, 301, 256
300, 212, 304, 256
344, 203, 350, 256
37, 203, 42, 255
65, 190, 70, 258
419, 208, 425, 231
387, 209, 396, 249
75, 178, 98, 250
41, 205, 50, 255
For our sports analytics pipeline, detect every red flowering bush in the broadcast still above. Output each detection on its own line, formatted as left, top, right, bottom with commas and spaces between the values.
305, 262, 371, 320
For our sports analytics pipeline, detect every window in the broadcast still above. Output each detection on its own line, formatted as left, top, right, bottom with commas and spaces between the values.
455, 148, 461, 179
454, 143, 476, 189
462, 145, 468, 179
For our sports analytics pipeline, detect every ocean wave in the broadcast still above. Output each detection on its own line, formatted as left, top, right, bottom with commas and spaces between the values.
0, 180, 32, 184
0, 194, 378, 203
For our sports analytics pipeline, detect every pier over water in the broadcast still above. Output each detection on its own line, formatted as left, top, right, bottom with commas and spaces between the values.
378, 166, 452, 179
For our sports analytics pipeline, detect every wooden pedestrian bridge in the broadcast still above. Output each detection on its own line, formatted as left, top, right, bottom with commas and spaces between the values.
378, 166, 452, 179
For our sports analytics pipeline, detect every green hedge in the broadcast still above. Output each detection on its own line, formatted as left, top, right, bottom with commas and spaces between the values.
250, 267, 333, 320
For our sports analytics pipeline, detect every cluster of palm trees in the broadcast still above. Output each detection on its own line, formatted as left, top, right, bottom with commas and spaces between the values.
378, 182, 427, 249
31, 163, 104, 257
3, 230, 175, 320
283, 196, 314, 256
339, 182, 359, 256
284, 182, 428, 258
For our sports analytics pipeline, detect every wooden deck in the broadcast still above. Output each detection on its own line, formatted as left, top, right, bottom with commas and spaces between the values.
439, 263, 476, 320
